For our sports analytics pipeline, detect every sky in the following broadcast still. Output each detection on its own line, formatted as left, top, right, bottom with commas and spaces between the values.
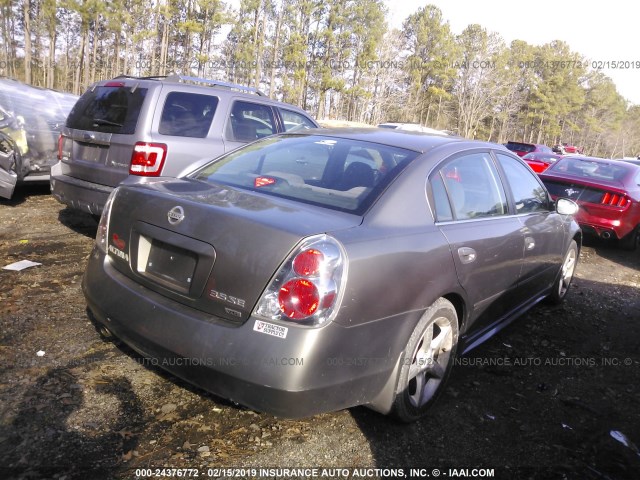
384, 0, 640, 105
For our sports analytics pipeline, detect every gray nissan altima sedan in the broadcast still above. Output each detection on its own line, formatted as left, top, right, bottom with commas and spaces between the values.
82, 129, 581, 422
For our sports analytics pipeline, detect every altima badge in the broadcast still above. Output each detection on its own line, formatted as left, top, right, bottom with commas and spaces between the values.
167, 206, 185, 225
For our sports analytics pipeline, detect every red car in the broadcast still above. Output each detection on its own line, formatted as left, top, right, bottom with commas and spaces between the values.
522, 152, 564, 173
553, 144, 583, 155
540, 156, 640, 249
505, 141, 553, 157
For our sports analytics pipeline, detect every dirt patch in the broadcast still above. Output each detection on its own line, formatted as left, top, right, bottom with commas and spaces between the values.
1, 186, 639, 479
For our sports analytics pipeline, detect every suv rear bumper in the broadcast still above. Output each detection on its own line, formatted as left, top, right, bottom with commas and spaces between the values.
22, 173, 51, 183
50, 162, 113, 215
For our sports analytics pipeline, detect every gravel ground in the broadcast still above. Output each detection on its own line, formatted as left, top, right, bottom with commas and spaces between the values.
1, 185, 639, 480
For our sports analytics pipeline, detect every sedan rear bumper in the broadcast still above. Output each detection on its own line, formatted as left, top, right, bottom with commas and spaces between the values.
82, 248, 406, 418
50, 162, 113, 215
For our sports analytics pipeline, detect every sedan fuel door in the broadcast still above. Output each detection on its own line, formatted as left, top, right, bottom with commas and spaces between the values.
430, 152, 524, 338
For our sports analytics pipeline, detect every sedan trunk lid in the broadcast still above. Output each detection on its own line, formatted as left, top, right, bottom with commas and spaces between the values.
106, 178, 360, 323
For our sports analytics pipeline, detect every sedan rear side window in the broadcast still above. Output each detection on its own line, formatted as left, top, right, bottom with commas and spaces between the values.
430, 173, 454, 222
159, 92, 218, 138
66, 86, 147, 134
435, 153, 508, 220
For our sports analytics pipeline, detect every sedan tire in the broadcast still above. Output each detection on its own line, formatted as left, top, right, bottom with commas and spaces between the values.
546, 240, 578, 305
391, 298, 458, 422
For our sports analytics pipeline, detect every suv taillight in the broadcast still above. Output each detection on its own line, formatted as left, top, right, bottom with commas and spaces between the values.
129, 142, 167, 176
254, 235, 347, 326
57, 134, 65, 160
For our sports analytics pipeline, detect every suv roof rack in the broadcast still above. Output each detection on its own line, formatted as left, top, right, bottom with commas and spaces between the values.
164, 74, 266, 96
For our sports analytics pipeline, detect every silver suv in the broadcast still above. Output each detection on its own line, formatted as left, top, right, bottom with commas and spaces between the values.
51, 75, 318, 215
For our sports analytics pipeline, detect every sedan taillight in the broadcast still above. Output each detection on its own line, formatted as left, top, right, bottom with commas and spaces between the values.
95, 189, 118, 254
254, 235, 346, 326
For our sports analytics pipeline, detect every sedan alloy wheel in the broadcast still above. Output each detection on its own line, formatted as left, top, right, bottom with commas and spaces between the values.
392, 298, 458, 422
547, 240, 578, 304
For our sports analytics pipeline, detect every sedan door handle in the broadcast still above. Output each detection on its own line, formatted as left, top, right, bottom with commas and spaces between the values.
525, 236, 536, 251
457, 247, 477, 264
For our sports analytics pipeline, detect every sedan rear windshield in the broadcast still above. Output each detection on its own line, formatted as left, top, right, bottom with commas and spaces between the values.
549, 157, 629, 183
190, 134, 419, 214
524, 153, 561, 162
66, 85, 147, 134
505, 142, 535, 153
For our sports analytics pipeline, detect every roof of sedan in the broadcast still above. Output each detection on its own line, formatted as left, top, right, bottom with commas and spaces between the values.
560, 155, 617, 162
297, 128, 505, 154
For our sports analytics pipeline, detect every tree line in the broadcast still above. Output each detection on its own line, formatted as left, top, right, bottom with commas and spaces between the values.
1, 0, 639, 158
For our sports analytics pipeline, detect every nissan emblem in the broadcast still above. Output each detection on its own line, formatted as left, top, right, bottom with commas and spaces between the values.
167, 206, 185, 225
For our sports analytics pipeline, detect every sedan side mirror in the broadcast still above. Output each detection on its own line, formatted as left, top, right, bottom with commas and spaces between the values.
556, 197, 579, 215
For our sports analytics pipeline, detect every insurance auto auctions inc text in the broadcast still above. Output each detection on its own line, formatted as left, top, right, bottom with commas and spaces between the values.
167, 467, 496, 478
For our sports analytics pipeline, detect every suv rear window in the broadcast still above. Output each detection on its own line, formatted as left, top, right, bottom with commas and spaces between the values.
190, 134, 418, 214
226, 101, 276, 142
279, 108, 316, 132
159, 92, 218, 138
66, 85, 147, 134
